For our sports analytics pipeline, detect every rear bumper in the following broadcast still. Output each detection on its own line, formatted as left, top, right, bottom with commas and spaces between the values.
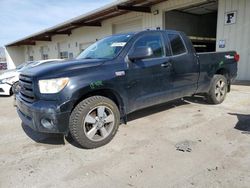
0, 83, 12, 96
16, 94, 71, 134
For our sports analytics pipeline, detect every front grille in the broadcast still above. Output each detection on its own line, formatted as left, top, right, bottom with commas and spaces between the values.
19, 74, 35, 103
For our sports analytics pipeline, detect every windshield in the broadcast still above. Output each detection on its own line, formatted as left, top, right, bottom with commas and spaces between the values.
76, 34, 133, 60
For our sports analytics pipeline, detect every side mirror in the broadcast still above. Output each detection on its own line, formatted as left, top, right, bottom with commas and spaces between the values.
128, 46, 153, 61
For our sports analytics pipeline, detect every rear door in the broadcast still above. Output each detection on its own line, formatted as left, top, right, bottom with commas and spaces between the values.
166, 32, 199, 97
125, 31, 174, 112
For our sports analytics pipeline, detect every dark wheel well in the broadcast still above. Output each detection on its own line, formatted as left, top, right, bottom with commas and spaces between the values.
72, 89, 125, 121
9, 87, 13, 96
11, 81, 19, 95
215, 68, 231, 92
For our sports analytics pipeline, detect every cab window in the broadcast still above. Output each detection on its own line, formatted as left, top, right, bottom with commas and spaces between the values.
133, 33, 165, 58
168, 34, 186, 56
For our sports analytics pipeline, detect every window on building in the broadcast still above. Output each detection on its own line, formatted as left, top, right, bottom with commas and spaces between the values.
60, 51, 68, 59
69, 53, 74, 59
168, 34, 186, 56
133, 33, 165, 58
29, 56, 34, 61
42, 54, 49, 60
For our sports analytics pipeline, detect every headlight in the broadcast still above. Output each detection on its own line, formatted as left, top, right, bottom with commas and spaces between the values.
39, 78, 69, 94
1, 76, 16, 84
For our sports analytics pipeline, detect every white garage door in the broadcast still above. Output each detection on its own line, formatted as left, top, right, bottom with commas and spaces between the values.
113, 19, 142, 34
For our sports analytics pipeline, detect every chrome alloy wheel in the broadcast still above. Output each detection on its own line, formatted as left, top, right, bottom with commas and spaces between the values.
215, 79, 226, 101
83, 106, 115, 142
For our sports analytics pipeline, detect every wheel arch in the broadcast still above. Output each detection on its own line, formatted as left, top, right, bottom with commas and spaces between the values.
215, 68, 231, 92
72, 88, 127, 123
11, 81, 19, 95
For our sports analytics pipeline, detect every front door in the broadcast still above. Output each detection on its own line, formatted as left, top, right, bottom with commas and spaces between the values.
125, 32, 173, 112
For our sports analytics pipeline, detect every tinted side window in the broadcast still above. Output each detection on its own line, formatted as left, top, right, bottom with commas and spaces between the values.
133, 34, 164, 58
168, 34, 186, 55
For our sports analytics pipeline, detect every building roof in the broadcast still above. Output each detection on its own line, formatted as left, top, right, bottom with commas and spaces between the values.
6, 0, 166, 47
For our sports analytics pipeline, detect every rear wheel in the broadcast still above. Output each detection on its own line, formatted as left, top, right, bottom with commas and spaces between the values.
69, 96, 120, 149
207, 75, 228, 104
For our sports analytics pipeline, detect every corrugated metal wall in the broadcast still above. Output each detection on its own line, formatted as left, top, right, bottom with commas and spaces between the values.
217, 0, 250, 80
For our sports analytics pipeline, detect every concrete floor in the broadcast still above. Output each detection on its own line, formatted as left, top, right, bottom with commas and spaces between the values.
0, 85, 250, 188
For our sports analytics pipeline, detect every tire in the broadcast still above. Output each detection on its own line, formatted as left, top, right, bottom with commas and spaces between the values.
207, 74, 228, 104
69, 96, 120, 149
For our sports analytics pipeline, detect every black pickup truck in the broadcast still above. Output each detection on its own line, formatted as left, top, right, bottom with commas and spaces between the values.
16, 30, 239, 148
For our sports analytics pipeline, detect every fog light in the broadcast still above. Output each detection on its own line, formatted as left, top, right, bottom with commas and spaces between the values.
41, 118, 55, 129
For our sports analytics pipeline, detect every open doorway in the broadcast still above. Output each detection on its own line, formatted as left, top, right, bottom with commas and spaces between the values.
165, 0, 218, 52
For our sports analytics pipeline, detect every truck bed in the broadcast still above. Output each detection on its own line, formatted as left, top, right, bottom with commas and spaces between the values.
196, 51, 238, 93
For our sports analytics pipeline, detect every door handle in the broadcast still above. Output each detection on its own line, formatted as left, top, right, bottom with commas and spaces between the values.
161, 62, 172, 68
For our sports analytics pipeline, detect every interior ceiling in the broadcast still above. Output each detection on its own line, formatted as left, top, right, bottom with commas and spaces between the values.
178, 0, 218, 15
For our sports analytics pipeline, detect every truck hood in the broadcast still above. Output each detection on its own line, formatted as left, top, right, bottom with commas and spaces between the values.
23, 59, 106, 77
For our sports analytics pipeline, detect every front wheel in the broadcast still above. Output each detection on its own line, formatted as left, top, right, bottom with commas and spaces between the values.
69, 96, 120, 149
207, 75, 228, 104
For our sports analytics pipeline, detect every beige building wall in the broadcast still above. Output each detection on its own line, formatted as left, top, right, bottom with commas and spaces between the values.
7, 0, 250, 80
7, 0, 218, 66
216, 0, 250, 80
5, 46, 25, 69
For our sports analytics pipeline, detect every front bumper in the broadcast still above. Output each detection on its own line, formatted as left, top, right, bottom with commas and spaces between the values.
0, 83, 12, 96
16, 94, 71, 134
